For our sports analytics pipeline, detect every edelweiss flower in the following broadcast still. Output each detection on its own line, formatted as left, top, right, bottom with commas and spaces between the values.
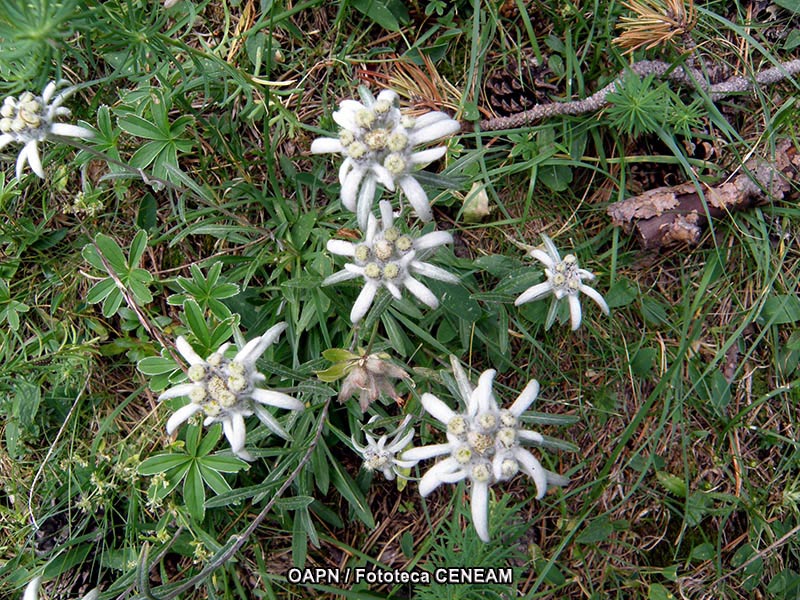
401, 358, 568, 542
323, 200, 459, 323
338, 351, 410, 412
22, 577, 98, 600
352, 415, 417, 480
514, 234, 610, 330
311, 88, 460, 227
159, 323, 304, 461
0, 82, 93, 180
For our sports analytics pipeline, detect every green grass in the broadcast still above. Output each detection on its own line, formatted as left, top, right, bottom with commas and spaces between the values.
1, 0, 799, 598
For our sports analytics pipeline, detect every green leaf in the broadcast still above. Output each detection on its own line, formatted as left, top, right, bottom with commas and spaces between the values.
14, 381, 41, 425
648, 583, 675, 600
321, 348, 358, 363
760, 294, 800, 325
350, 0, 400, 31
128, 274, 154, 305
118, 114, 165, 140
605, 278, 638, 308
689, 542, 715, 562
183, 299, 210, 348
315, 363, 351, 383
204, 473, 284, 508
767, 568, 800, 598
101, 289, 124, 318
4, 421, 19, 457
185, 423, 202, 456
200, 455, 249, 473
136, 194, 158, 231
276, 496, 315, 510
198, 464, 232, 496
538, 163, 573, 192
86, 278, 117, 305
197, 424, 223, 456
326, 445, 374, 528
137, 356, 179, 376
129, 140, 166, 170
655, 471, 687, 496
128, 229, 149, 267
184, 462, 206, 521
774, 0, 800, 13
81, 243, 107, 271
94, 233, 128, 273
139, 453, 192, 475
576, 515, 613, 544
631, 347, 657, 377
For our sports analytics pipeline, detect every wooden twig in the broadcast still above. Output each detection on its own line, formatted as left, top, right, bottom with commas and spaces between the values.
479, 59, 800, 131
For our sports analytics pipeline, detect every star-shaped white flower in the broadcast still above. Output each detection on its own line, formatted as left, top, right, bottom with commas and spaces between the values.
158, 323, 304, 461
401, 358, 568, 542
323, 200, 459, 323
0, 82, 94, 180
22, 577, 98, 600
311, 88, 460, 227
514, 234, 610, 330
352, 415, 417, 480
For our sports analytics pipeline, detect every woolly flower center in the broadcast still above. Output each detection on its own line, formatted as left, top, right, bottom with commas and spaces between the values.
443, 405, 534, 486
364, 449, 390, 471
335, 98, 414, 173
353, 223, 420, 285
186, 356, 253, 417
550, 254, 583, 295
0, 92, 46, 135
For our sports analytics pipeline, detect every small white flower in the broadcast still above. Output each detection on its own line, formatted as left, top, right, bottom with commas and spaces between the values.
0, 82, 94, 180
22, 577, 99, 600
159, 323, 304, 461
352, 415, 417, 480
514, 234, 610, 330
323, 200, 459, 323
311, 88, 460, 228
401, 357, 568, 542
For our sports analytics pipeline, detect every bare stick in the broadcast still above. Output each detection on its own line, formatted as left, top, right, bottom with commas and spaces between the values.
479, 59, 800, 131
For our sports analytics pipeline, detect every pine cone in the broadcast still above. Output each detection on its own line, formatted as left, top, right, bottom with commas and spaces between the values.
484, 55, 558, 116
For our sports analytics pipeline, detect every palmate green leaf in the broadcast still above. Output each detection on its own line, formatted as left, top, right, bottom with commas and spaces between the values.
200, 455, 249, 473
86, 277, 117, 304
137, 356, 179, 376
129, 229, 149, 267
118, 114, 166, 140
197, 424, 223, 456
185, 423, 202, 456
183, 299, 210, 349
198, 464, 232, 496
130, 140, 166, 170
93, 233, 128, 273
129, 271, 154, 305
81, 243, 107, 271
101, 288, 124, 318
184, 462, 206, 521
138, 453, 192, 475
